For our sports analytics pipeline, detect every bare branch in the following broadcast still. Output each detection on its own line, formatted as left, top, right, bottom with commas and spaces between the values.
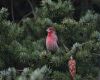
27, 0, 36, 19
11, 0, 14, 21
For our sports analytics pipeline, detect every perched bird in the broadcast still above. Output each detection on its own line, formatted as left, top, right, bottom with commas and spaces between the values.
68, 56, 76, 80
46, 27, 58, 52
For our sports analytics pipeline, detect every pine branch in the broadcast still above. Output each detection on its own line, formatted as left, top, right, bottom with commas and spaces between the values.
63, 43, 69, 53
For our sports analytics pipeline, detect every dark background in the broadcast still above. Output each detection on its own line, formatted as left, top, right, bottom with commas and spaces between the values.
0, 0, 100, 21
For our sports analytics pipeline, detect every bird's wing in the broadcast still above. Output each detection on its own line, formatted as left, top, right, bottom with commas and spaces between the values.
53, 33, 58, 42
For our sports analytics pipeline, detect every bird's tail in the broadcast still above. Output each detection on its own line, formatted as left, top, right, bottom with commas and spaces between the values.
70, 75, 74, 80
71, 77, 73, 80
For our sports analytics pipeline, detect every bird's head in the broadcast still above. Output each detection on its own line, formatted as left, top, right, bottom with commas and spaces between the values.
46, 27, 56, 33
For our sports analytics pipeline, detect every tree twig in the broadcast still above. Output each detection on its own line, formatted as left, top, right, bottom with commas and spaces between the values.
11, 0, 14, 21
18, 11, 33, 24
18, 0, 37, 24
27, 0, 36, 19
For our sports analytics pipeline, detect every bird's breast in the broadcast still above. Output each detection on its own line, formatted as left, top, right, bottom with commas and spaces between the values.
46, 36, 56, 44
46, 36, 58, 51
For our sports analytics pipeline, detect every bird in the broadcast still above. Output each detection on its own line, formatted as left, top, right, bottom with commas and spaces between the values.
46, 26, 59, 53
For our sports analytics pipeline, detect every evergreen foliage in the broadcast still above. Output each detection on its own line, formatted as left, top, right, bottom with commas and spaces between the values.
0, 0, 100, 80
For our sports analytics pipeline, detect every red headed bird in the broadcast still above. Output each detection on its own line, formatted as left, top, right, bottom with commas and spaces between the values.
46, 27, 58, 52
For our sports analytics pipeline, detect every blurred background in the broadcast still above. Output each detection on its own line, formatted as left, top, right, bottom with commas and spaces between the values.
0, 0, 100, 21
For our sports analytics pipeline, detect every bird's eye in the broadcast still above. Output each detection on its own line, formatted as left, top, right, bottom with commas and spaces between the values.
48, 28, 52, 31
49, 29, 52, 31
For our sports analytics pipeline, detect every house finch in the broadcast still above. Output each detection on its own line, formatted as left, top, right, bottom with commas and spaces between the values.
46, 27, 58, 52
68, 56, 76, 80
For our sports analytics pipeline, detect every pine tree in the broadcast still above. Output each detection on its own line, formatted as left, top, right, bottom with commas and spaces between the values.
0, 0, 100, 80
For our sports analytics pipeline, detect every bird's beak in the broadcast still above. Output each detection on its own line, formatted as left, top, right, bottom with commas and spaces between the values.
46, 29, 50, 32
